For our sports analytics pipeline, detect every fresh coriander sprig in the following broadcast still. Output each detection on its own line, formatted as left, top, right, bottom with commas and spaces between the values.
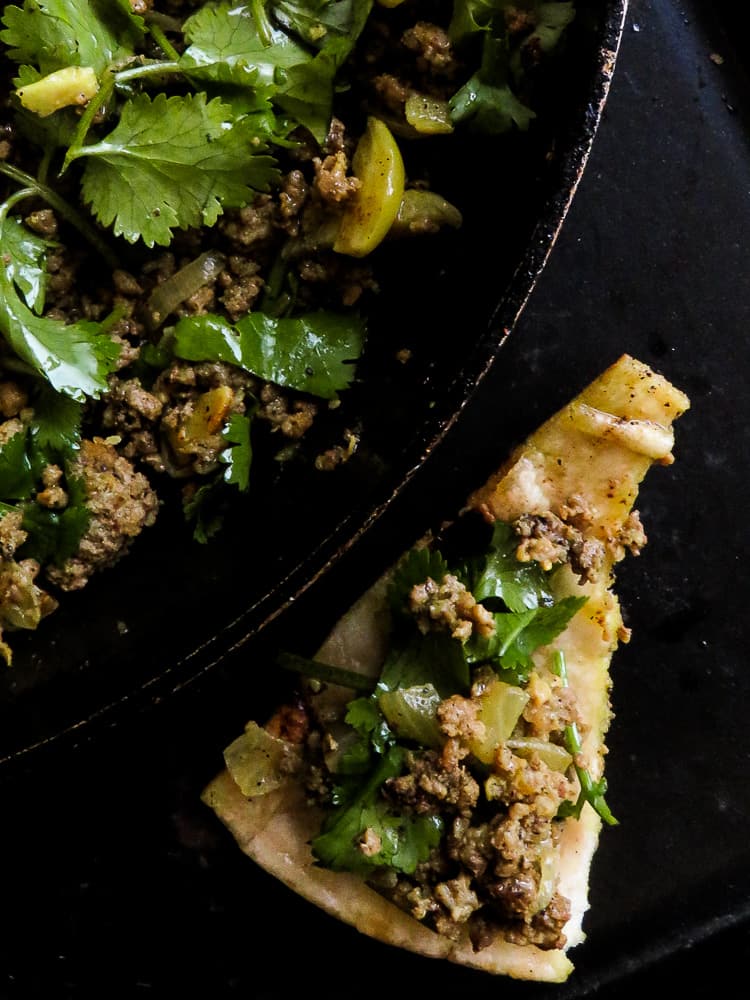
0, 161, 118, 267
552, 649, 619, 826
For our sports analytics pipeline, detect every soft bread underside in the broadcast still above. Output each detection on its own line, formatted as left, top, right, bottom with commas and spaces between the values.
203, 355, 689, 982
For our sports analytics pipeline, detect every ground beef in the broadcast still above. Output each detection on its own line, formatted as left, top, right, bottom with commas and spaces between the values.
257, 383, 318, 440
385, 748, 480, 817
401, 21, 457, 77
44, 438, 159, 592
514, 496, 649, 583
522, 670, 581, 741
504, 891, 572, 951
514, 497, 606, 582
409, 573, 496, 641
313, 151, 360, 205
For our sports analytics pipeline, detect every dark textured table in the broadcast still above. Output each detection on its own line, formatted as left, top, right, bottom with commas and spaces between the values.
1, 1, 749, 996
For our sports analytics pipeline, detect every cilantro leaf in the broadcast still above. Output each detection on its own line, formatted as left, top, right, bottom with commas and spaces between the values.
467, 595, 587, 677
72, 92, 280, 247
181, 0, 372, 143
551, 650, 618, 825
342, 695, 392, 766
2, 215, 56, 314
450, 34, 536, 133
272, 0, 373, 52
521, 2, 576, 57
19, 472, 89, 565
180, 2, 307, 88
0, 221, 120, 400
172, 309, 365, 400
471, 520, 554, 612
0, 386, 88, 564
27, 380, 82, 456
311, 745, 443, 875
182, 479, 226, 544
0, 0, 139, 75
270, 0, 373, 140
379, 632, 470, 698
0, 427, 35, 500
388, 544, 451, 616
219, 412, 253, 491
181, 1, 327, 140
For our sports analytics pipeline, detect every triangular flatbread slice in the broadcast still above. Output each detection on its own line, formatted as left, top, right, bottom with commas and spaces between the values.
202, 354, 689, 982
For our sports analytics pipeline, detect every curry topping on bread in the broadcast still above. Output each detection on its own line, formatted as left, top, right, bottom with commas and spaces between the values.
202, 354, 690, 982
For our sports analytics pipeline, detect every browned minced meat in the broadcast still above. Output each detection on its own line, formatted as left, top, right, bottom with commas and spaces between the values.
610, 510, 647, 561
0, 0, 477, 653
45, 438, 158, 592
514, 496, 606, 583
217, 255, 265, 321
401, 21, 458, 77
314, 427, 360, 471
385, 748, 480, 817
380, 744, 575, 951
35, 464, 67, 510
408, 573, 496, 641
504, 892, 572, 951
257, 383, 318, 440
372, 72, 412, 114
514, 496, 648, 584
522, 670, 582, 741
0, 510, 26, 560
0, 380, 28, 419
313, 151, 361, 205
358, 627, 581, 951
265, 698, 311, 745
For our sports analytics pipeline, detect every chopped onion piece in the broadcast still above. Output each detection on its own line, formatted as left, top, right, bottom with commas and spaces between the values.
224, 721, 300, 798
146, 250, 226, 330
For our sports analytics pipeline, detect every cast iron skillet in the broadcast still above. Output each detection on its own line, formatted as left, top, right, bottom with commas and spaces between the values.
0, 0, 629, 768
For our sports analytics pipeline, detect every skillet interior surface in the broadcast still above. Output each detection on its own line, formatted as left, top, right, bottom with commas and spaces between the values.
0, 0, 628, 767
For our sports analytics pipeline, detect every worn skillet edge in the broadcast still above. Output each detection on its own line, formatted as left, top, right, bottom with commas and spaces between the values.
0, 0, 630, 772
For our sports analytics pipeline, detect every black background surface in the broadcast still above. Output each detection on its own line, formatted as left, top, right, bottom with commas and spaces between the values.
1, 0, 749, 996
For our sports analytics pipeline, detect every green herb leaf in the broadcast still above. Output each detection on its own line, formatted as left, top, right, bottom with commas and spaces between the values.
345, 695, 393, 759
72, 92, 280, 246
172, 309, 365, 400
471, 520, 554, 612
0, 230, 120, 400
0, 385, 88, 564
388, 544, 451, 616
312, 745, 443, 875
220, 412, 253, 491
27, 381, 82, 457
450, 34, 536, 133
180, 1, 340, 142
551, 649, 618, 825
183, 479, 225, 544
0, 0, 139, 75
1, 215, 56, 314
19, 471, 89, 565
467, 596, 586, 676
0, 427, 35, 500
180, 2, 307, 87
379, 632, 470, 698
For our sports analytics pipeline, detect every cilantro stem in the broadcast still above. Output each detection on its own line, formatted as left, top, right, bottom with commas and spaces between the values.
277, 650, 376, 693
0, 186, 36, 220
552, 649, 619, 826
114, 60, 182, 85
147, 22, 181, 62
250, 0, 274, 47
0, 163, 119, 269
61, 72, 116, 176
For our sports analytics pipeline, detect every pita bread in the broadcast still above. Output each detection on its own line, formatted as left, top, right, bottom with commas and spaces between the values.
203, 355, 689, 981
